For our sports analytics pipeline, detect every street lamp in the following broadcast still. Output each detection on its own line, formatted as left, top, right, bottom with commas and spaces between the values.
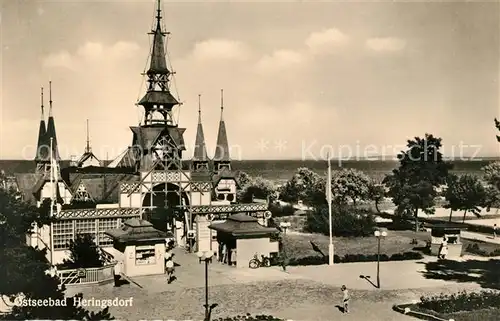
197, 251, 217, 321
374, 229, 387, 289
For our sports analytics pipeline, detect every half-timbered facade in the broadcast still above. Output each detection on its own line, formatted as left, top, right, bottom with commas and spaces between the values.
15, 0, 273, 265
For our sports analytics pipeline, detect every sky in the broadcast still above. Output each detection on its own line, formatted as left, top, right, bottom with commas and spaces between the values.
1, 0, 499, 161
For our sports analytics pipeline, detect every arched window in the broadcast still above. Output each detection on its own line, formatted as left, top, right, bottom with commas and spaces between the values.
226, 194, 234, 202
217, 193, 225, 200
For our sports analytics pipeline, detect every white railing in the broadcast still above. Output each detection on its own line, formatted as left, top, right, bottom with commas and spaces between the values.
57, 264, 116, 286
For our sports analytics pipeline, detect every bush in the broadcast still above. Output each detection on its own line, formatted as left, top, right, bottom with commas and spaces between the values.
418, 290, 500, 314
305, 204, 377, 237
465, 243, 500, 257
284, 251, 423, 266
214, 314, 284, 321
268, 203, 296, 217
58, 233, 105, 269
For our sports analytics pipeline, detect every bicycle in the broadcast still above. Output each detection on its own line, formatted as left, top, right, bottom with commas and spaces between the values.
249, 254, 271, 269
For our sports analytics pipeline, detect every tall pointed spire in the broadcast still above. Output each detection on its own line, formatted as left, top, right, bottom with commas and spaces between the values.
137, 0, 179, 126
193, 94, 209, 167
35, 87, 48, 163
214, 89, 231, 167
46, 81, 60, 161
149, 0, 169, 74
85, 119, 91, 153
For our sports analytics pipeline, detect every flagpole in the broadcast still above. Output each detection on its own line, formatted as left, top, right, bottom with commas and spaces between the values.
327, 154, 334, 265
49, 137, 54, 265
50, 137, 54, 214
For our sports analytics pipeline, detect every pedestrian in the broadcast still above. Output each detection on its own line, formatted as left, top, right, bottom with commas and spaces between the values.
341, 285, 350, 313
439, 244, 448, 260
230, 248, 237, 266
113, 261, 123, 287
494, 224, 497, 239
222, 243, 228, 264
165, 256, 175, 283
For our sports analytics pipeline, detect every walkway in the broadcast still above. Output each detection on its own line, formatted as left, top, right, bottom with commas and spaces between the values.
462, 231, 500, 244
64, 251, 494, 320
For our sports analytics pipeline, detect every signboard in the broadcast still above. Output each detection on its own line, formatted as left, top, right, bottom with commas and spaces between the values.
136, 245, 155, 251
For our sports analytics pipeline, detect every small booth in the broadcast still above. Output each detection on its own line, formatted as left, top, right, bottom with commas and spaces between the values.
208, 213, 279, 268
429, 223, 464, 258
105, 218, 167, 277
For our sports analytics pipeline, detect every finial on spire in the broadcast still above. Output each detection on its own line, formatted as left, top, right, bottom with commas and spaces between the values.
220, 89, 224, 120
40, 87, 45, 117
156, 0, 162, 27
48, 80, 53, 116
198, 94, 202, 123
85, 119, 91, 153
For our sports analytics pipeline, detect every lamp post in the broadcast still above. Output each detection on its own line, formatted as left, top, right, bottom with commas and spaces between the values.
197, 251, 216, 321
374, 229, 387, 289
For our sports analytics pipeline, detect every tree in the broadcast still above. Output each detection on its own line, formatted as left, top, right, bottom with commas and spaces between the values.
482, 161, 500, 190
331, 168, 371, 206
236, 171, 252, 188
367, 182, 385, 213
444, 174, 486, 222
383, 134, 453, 231
0, 188, 113, 320
279, 167, 322, 206
482, 162, 500, 210
238, 176, 277, 203
304, 204, 376, 237
62, 234, 105, 269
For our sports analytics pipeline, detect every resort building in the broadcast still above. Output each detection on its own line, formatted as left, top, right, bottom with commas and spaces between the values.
14, 0, 274, 267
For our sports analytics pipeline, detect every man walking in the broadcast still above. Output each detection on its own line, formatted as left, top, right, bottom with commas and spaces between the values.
494, 224, 497, 239
341, 285, 350, 313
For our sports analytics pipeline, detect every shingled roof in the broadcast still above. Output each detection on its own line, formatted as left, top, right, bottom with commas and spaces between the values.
105, 218, 168, 243
208, 213, 277, 237
68, 173, 139, 203
14, 173, 43, 205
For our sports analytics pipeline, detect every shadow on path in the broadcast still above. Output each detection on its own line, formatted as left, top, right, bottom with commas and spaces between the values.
334, 305, 345, 313
359, 275, 378, 289
420, 259, 500, 289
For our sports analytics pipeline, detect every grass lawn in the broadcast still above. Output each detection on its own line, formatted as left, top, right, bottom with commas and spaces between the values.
447, 308, 500, 321
282, 230, 428, 258
282, 230, 500, 259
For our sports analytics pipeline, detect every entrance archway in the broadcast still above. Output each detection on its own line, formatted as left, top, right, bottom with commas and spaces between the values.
142, 183, 190, 233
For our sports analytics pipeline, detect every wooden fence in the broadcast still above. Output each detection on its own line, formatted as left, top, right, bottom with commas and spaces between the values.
57, 264, 115, 287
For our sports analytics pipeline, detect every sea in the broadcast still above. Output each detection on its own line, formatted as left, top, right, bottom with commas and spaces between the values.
1, 158, 497, 184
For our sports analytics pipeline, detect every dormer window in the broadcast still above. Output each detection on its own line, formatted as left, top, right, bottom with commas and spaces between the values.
196, 163, 208, 170
217, 180, 231, 192
218, 163, 230, 171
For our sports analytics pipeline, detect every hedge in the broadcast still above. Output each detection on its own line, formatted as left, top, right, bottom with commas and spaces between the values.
419, 290, 500, 314
465, 243, 500, 257
393, 291, 500, 321
275, 251, 423, 266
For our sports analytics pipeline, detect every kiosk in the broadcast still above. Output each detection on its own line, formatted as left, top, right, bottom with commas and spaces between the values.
105, 218, 167, 277
209, 213, 279, 268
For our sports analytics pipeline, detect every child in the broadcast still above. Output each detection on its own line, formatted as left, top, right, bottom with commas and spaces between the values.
341, 285, 350, 313
165, 252, 175, 283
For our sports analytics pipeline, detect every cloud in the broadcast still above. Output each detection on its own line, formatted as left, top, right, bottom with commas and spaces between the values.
190, 39, 250, 61
366, 37, 406, 52
305, 28, 349, 54
255, 49, 304, 73
42, 41, 140, 70
254, 28, 349, 74
42, 51, 76, 70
